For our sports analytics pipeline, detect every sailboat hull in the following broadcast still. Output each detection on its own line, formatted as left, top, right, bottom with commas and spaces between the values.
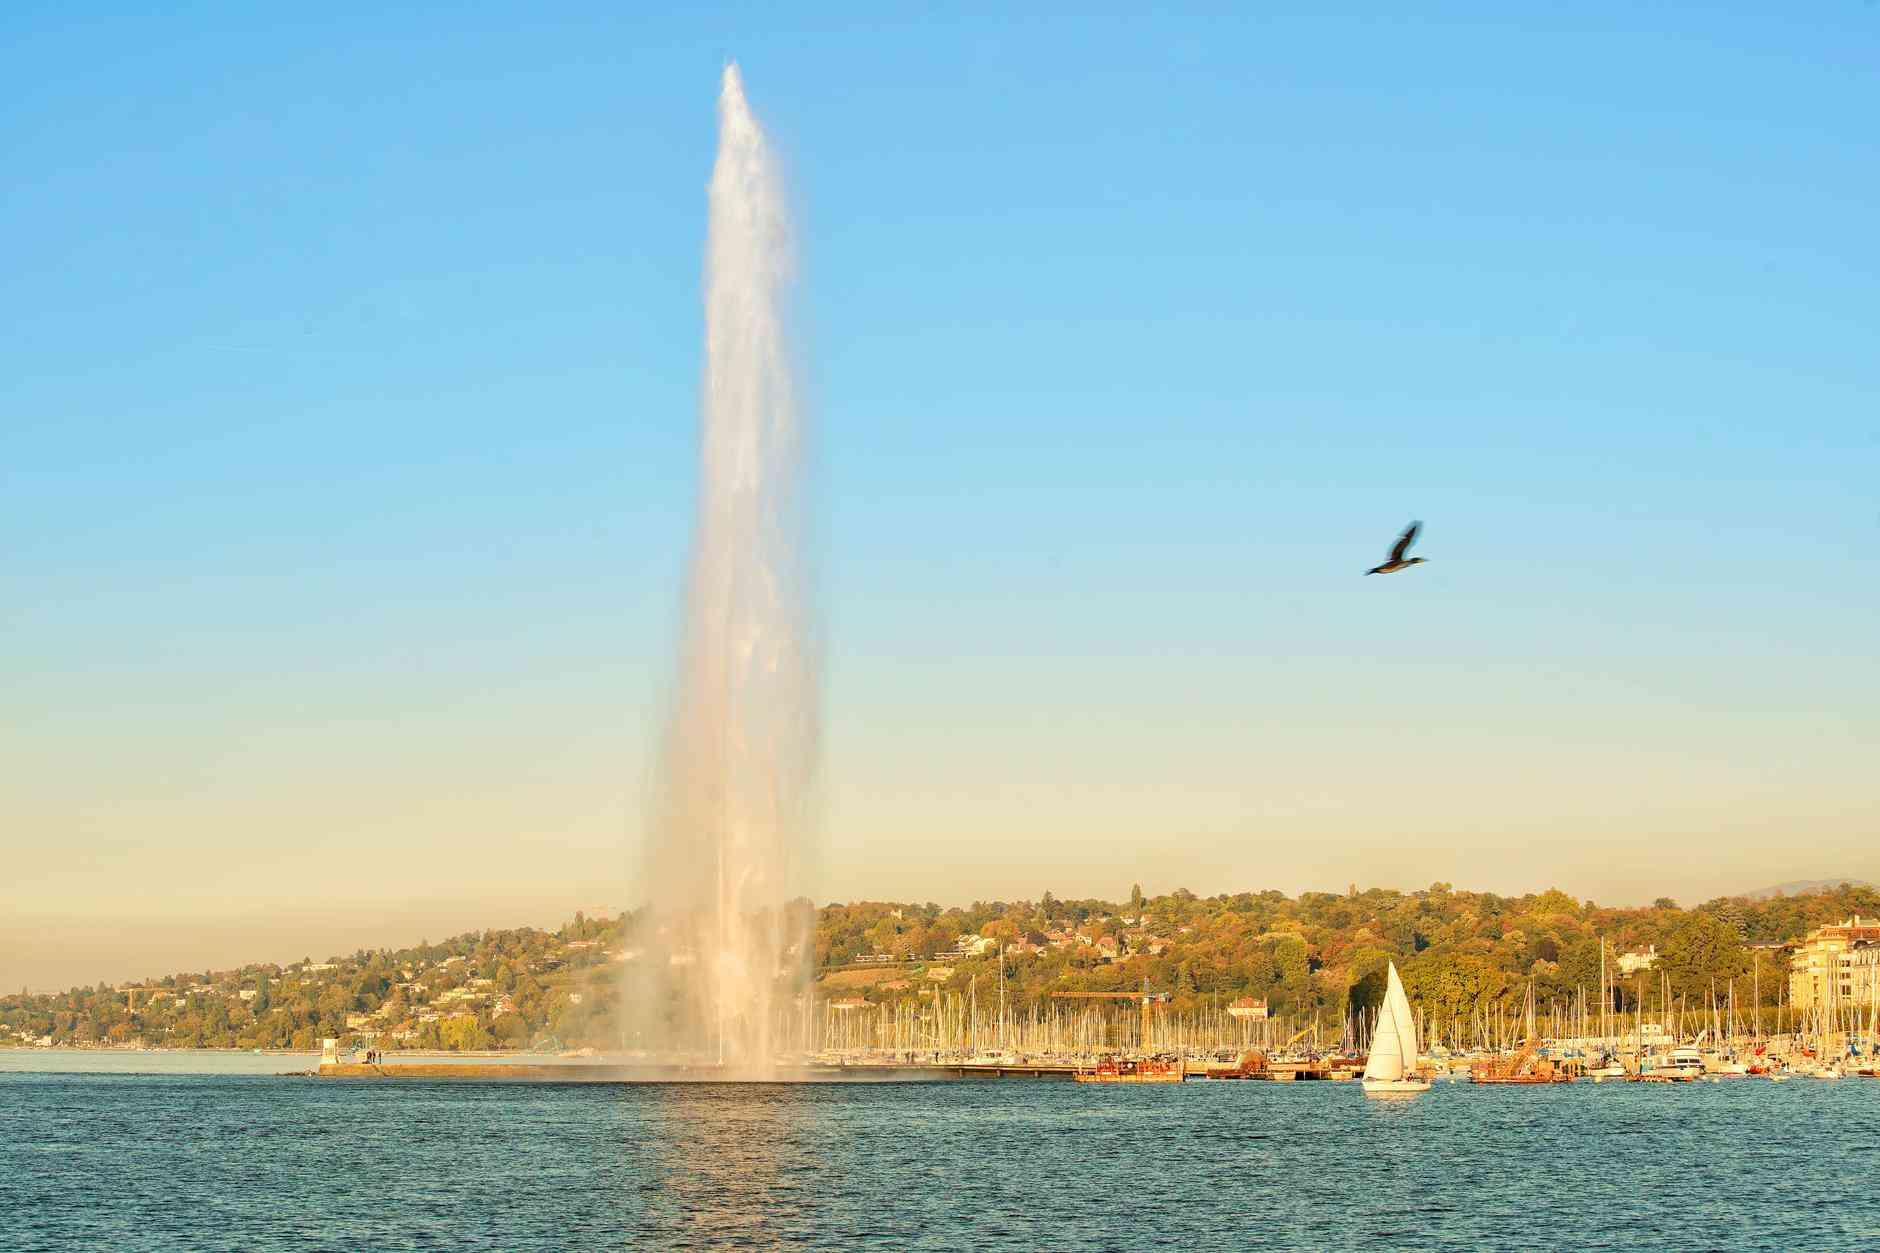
1361, 1078, 1431, 1095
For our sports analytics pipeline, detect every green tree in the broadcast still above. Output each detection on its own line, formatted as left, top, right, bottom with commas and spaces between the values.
1403, 952, 1499, 1026
1660, 913, 1749, 999
1343, 947, 1391, 1018
439, 1015, 487, 1051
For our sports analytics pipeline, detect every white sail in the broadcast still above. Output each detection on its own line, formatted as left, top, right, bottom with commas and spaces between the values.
1364, 964, 1405, 1081
1392, 964, 1418, 1074
1363, 961, 1418, 1083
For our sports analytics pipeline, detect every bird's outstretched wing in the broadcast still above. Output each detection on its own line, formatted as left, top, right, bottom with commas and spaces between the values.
1389, 520, 1421, 563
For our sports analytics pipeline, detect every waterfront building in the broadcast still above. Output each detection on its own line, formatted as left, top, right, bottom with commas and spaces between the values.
1787, 916, 1880, 1011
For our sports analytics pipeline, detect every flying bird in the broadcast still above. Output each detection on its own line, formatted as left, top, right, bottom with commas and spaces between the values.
1367, 521, 1428, 576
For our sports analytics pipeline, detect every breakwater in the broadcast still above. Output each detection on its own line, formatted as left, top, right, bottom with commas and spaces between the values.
313, 1060, 1078, 1081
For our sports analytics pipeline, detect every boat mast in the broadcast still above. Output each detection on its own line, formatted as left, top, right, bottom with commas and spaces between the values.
1600, 939, 1608, 1049
997, 944, 1005, 1054
1753, 959, 1760, 1042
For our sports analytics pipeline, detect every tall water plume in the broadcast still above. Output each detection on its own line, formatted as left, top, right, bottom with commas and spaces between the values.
633, 64, 816, 1074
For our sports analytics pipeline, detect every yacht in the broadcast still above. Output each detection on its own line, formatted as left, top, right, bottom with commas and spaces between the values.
1648, 1047, 1704, 1080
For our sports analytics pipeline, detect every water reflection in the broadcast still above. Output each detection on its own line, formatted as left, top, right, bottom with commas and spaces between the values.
634, 1084, 822, 1247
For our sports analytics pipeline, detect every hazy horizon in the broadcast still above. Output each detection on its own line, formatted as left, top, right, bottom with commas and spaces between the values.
6, 5, 1875, 994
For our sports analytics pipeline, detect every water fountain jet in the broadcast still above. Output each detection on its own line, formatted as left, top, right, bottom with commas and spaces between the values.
630, 64, 816, 1078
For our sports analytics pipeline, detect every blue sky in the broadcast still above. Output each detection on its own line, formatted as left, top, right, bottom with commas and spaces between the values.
3, 2, 1875, 985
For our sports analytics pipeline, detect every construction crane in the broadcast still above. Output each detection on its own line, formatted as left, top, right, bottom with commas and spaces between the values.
1504, 1036, 1542, 1077
1050, 985, 1173, 1052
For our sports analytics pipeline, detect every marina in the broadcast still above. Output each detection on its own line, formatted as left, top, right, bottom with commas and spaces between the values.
311, 1026, 1880, 1087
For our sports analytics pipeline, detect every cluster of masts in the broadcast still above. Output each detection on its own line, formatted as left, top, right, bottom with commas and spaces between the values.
738, 945, 1880, 1085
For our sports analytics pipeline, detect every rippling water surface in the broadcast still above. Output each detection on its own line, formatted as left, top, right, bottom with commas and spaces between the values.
2, 1056, 1872, 1250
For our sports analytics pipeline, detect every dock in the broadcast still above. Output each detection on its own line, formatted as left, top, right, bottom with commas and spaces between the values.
314, 1060, 1085, 1082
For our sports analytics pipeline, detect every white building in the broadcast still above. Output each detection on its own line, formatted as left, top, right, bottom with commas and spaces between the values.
1617, 945, 1658, 976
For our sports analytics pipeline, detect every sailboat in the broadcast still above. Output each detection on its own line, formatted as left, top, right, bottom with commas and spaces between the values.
1362, 961, 1432, 1095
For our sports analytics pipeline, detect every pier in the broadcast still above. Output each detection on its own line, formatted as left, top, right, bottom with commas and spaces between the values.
313, 1060, 1084, 1082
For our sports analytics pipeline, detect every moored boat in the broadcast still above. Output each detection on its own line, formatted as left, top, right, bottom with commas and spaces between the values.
1471, 1040, 1576, 1084
1640, 1047, 1704, 1081
1205, 1050, 1269, 1080
1074, 1055, 1184, 1084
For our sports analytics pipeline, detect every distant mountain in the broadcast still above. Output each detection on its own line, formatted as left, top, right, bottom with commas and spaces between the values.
1740, 878, 1874, 901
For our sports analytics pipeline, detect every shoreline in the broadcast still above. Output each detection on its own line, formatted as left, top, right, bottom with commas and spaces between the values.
1, 1044, 542, 1058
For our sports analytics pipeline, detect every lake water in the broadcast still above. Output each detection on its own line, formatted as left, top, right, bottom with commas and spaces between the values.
2, 1052, 1872, 1250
